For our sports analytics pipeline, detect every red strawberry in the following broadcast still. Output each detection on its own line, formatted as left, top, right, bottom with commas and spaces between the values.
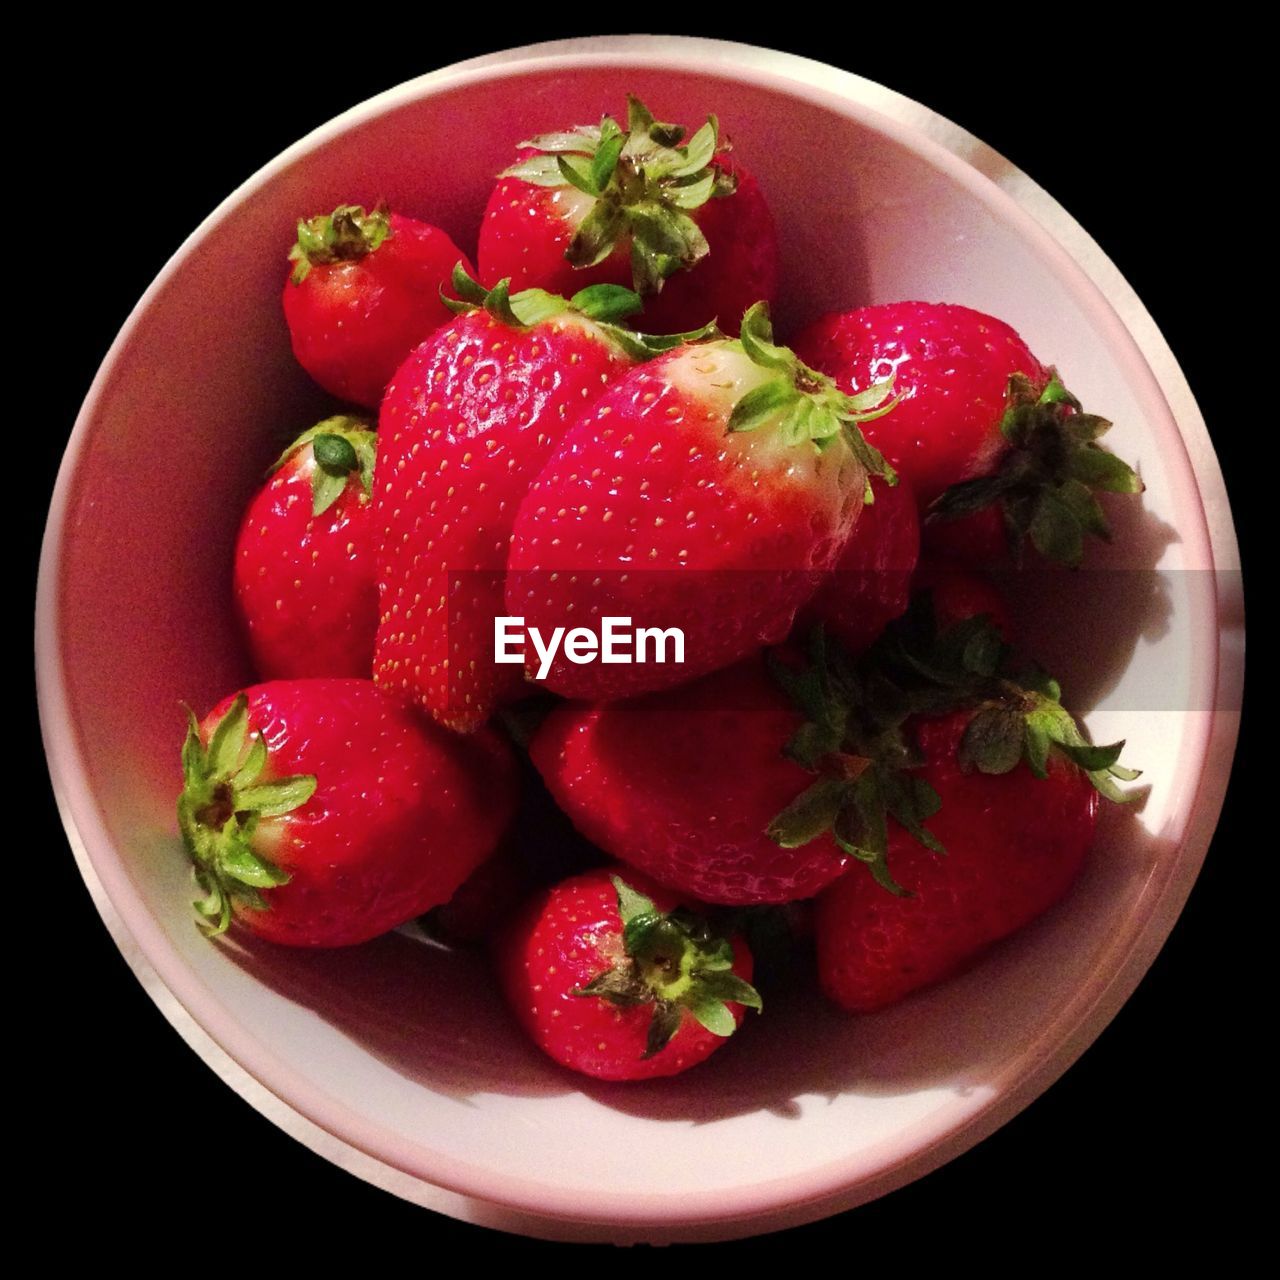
478, 95, 777, 335
912, 561, 1012, 640
283, 204, 471, 408
531, 658, 849, 906
234, 416, 377, 680
496, 868, 760, 1081
504, 303, 897, 700
799, 474, 920, 655
373, 271, 674, 731
177, 679, 517, 946
815, 708, 1097, 1012
791, 301, 1142, 565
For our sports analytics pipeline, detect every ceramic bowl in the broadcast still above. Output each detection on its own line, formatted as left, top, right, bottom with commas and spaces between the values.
37, 36, 1241, 1243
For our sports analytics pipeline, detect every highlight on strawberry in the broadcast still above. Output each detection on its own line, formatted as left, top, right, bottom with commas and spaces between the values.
479, 94, 778, 334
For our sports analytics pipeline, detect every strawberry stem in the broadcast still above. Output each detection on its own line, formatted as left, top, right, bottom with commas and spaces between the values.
572, 875, 761, 1059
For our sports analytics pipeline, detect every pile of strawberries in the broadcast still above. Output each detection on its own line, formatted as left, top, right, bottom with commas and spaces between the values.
179, 96, 1144, 1082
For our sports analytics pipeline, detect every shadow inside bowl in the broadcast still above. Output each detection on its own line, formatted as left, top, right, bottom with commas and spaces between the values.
217, 800, 1174, 1126
997, 495, 1182, 717
222, 929, 573, 1102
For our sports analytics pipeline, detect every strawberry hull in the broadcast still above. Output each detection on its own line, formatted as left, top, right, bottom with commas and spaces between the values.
495, 868, 758, 1081
479, 163, 778, 336
186, 680, 519, 947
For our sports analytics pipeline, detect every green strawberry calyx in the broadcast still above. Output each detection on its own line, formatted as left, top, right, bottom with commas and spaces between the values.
927, 372, 1145, 566
573, 875, 762, 1059
271, 415, 376, 517
500, 94, 737, 295
767, 599, 1141, 895
288, 203, 392, 285
441, 262, 717, 361
177, 694, 316, 937
728, 302, 900, 501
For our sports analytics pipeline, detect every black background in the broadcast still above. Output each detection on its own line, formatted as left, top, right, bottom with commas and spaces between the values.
30, 25, 1249, 1260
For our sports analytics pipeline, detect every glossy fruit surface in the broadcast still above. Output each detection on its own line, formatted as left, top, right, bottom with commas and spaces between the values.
234, 418, 377, 680
496, 868, 758, 1080
178, 679, 518, 945
283, 205, 471, 407
815, 710, 1098, 1012
533, 658, 849, 905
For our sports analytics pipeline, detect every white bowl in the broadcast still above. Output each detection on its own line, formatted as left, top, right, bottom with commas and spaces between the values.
37, 37, 1242, 1243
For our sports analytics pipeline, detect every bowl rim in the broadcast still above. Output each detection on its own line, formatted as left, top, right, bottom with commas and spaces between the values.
36, 35, 1242, 1239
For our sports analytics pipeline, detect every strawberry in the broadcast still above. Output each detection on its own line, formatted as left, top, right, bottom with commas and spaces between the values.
531, 657, 850, 906
177, 679, 518, 945
372, 269, 688, 731
478, 95, 778, 335
815, 708, 1098, 1012
791, 301, 1143, 565
283, 204, 471, 408
764, 600, 1139, 897
496, 869, 760, 1081
799, 474, 920, 655
912, 561, 1012, 640
504, 302, 897, 700
233, 416, 377, 680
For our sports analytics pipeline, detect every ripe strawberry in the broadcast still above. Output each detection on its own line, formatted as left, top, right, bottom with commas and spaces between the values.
478, 95, 778, 334
763, 598, 1140, 898
791, 302, 1142, 565
799, 474, 920, 655
283, 204, 471, 408
177, 679, 517, 945
234, 416, 377, 680
505, 302, 897, 700
496, 869, 760, 1081
373, 269, 682, 731
531, 657, 850, 906
912, 561, 1012, 640
815, 708, 1098, 1012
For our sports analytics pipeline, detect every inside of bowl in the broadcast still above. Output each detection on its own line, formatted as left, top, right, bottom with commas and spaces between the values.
50, 60, 1214, 1218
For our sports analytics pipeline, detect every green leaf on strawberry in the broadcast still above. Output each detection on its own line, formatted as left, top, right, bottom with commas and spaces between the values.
177, 695, 315, 936
765, 595, 1142, 896
498, 94, 738, 296
729, 303, 899, 499
573, 875, 762, 1059
927, 372, 1144, 566
270, 415, 376, 517
440, 262, 718, 361
288, 203, 392, 285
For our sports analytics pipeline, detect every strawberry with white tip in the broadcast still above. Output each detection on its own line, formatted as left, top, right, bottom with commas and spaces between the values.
504, 301, 899, 699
